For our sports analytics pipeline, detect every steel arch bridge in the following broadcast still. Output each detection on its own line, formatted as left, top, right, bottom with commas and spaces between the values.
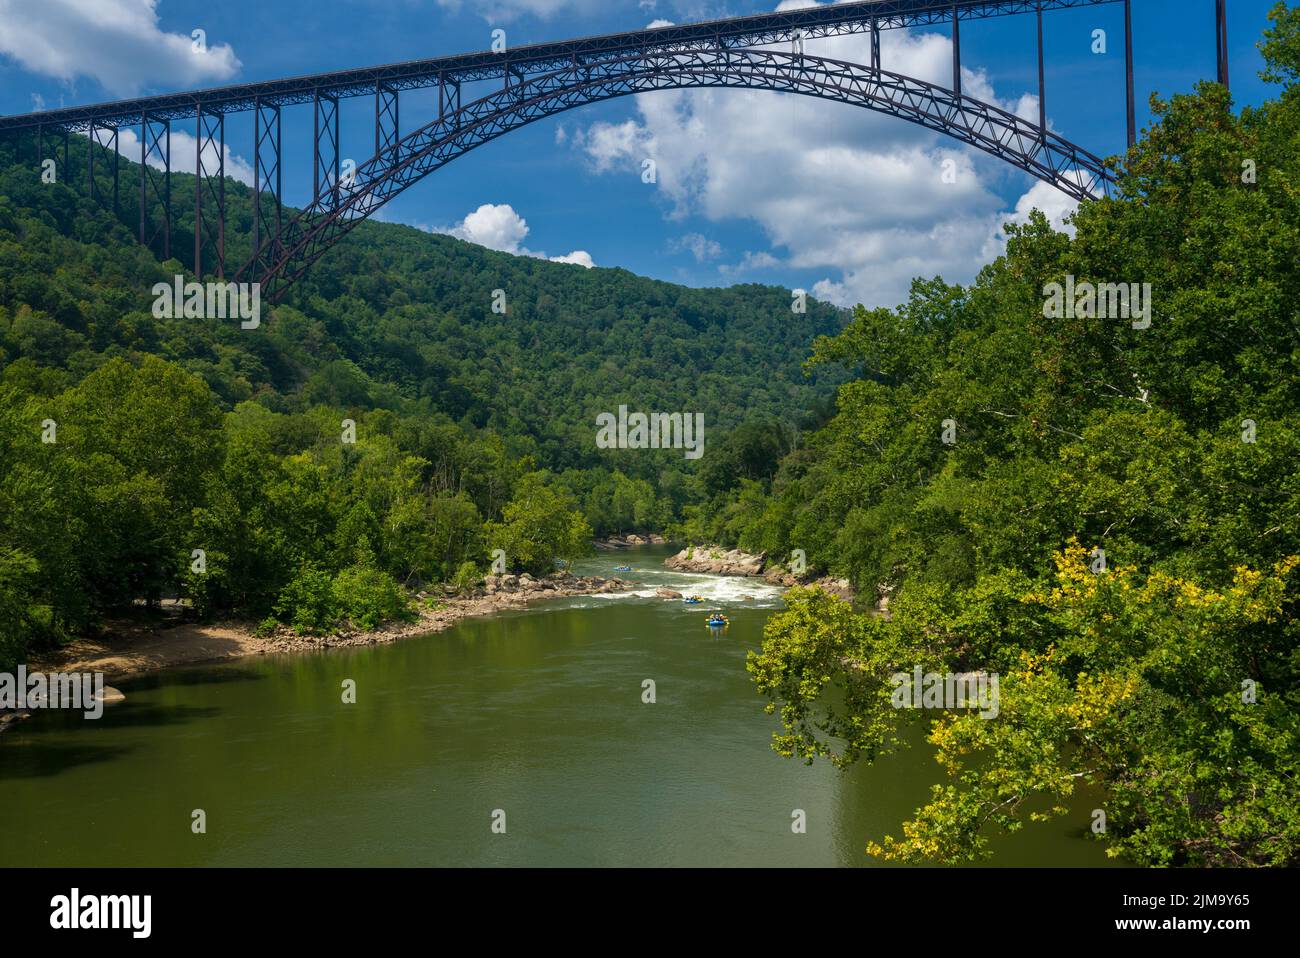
0, 0, 1234, 303
255, 47, 1117, 302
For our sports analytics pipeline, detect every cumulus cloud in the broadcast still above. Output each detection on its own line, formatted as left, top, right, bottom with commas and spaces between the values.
447, 202, 532, 252
1004, 177, 1081, 236
440, 203, 595, 267
568, 4, 1069, 308
0, 0, 241, 97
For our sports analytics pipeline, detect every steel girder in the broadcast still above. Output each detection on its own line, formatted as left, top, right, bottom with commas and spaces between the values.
237, 47, 1115, 303
0, 0, 1119, 135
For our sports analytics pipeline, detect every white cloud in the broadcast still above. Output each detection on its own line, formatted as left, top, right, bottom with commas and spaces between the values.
569, 6, 1071, 308
670, 232, 722, 262
439, 203, 594, 267
0, 0, 241, 97
549, 250, 596, 267
1004, 177, 1081, 236
647, 19, 675, 29
447, 202, 533, 252
432, 0, 605, 23
109, 127, 255, 186
721, 250, 782, 275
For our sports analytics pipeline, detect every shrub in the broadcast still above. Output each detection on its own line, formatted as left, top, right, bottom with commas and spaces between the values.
332, 565, 410, 630
274, 567, 338, 634
451, 560, 482, 594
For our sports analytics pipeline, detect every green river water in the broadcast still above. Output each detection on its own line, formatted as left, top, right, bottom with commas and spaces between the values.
0, 546, 1118, 867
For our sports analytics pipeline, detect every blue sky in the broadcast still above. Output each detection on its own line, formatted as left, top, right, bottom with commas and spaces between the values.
0, 0, 1285, 307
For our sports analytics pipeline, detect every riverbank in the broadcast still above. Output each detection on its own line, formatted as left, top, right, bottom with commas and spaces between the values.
28, 571, 633, 683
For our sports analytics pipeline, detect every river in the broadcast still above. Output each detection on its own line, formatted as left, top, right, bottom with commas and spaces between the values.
0, 546, 1118, 867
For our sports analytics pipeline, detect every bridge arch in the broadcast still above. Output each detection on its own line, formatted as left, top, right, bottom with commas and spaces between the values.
243, 47, 1115, 301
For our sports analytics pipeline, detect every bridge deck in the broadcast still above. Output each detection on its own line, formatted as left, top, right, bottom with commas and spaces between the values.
0, 0, 1118, 134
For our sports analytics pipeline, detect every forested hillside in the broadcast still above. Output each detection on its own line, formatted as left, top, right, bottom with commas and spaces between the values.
0, 127, 844, 665
728, 8, 1300, 866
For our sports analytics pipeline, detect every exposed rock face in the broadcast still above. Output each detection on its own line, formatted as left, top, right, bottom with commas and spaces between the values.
665, 546, 766, 577
655, 588, 683, 599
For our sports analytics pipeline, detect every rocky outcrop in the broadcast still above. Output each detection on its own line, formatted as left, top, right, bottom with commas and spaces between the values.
665, 546, 766, 577
594, 533, 668, 549
481, 572, 628, 597
808, 576, 855, 602
666, 545, 859, 603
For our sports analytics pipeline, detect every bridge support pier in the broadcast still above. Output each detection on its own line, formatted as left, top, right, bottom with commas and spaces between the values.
88, 123, 120, 212
194, 105, 226, 279
37, 124, 70, 185
1215, 0, 1229, 90
951, 5, 961, 97
1124, 0, 1135, 147
1037, 7, 1047, 141
375, 81, 400, 162
139, 115, 171, 260
253, 99, 283, 275
439, 74, 461, 121
313, 91, 340, 211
